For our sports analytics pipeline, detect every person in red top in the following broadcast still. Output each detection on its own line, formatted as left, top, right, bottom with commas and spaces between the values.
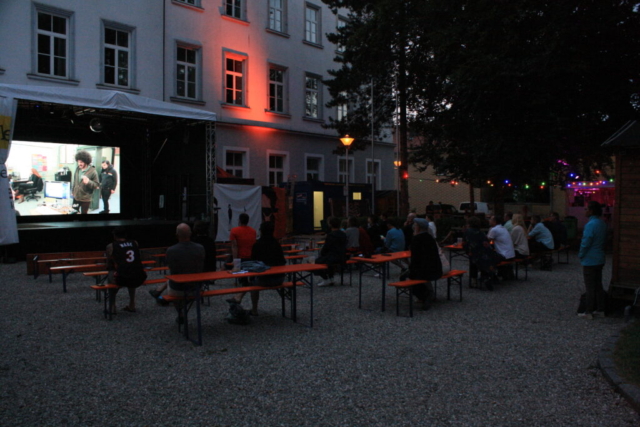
230, 213, 257, 260
228, 213, 257, 292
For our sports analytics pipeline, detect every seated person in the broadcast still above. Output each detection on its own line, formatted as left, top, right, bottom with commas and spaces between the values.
358, 224, 374, 258
228, 221, 286, 315
106, 227, 147, 313
380, 219, 407, 269
315, 217, 347, 287
510, 214, 530, 258
381, 220, 405, 253
150, 224, 204, 321
546, 212, 568, 249
402, 213, 416, 250
344, 216, 360, 254
487, 215, 516, 280
427, 215, 437, 240
528, 215, 554, 253
504, 212, 514, 233
401, 218, 442, 310
191, 220, 217, 272
463, 216, 500, 290
366, 215, 384, 251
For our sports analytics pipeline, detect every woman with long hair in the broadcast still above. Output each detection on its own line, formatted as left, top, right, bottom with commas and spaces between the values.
510, 214, 530, 259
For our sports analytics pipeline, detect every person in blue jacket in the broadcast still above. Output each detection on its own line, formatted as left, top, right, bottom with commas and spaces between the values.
578, 201, 608, 318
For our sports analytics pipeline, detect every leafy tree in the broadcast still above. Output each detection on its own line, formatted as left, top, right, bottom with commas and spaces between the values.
323, 0, 640, 213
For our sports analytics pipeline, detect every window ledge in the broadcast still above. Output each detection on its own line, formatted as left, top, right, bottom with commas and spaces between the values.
221, 102, 250, 110
303, 116, 324, 124
170, 96, 206, 106
265, 110, 291, 119
221, 14, 249, 26
302, 40, 324, 49
266, 28, 290, 38
27, 73, 80, 86
95, 84, 141, 95
171, 0, 205, 12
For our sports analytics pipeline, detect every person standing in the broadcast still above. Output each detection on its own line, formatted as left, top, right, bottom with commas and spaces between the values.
578, 201, 607, 319
106, 227, 147, 313
99, 160, 118, 214
72, 150, 99, 214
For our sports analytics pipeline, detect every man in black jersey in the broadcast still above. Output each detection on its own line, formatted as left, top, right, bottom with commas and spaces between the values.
106, 227, 147, 313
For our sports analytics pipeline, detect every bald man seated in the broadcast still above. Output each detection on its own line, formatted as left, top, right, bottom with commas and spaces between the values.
150, 223, 204, 309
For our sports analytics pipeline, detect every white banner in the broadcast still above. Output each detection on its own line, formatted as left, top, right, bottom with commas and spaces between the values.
0, 95, 18, 245
214, 184, 261, 242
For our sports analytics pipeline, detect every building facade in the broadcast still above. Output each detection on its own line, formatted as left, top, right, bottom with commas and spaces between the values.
0, 0, 395, 191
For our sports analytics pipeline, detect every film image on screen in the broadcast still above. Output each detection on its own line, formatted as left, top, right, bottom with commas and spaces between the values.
7, 141, 121, 216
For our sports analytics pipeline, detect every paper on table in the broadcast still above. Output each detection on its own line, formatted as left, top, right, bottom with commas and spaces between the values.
231, 270, 249, 274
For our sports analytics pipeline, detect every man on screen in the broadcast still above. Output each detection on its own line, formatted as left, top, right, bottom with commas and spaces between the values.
99, 160, 118, 214
72, 150, 100, 214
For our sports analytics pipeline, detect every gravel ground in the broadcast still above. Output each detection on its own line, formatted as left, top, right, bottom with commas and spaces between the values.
1, 252, 638, 426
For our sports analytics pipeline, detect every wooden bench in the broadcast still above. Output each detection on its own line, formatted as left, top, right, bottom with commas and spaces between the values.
434, 269, 466, 301
52, 260, 156, 293
388, 280, 427, 317
91, 278, 168, 320
388, 270, 467, 317
52, 264, 107, 293
497, 257, 531, 281
160, 281, 304, 345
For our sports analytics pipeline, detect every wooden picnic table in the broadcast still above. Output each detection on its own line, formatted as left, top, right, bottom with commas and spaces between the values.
165, 263, 327, 345
353, 251, 412, 312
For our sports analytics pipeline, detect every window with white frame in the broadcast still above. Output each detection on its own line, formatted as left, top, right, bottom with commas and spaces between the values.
225, 0, 243, 20
268, 153, 287, 186
337, 91, 348, 121
366, 159, 381, 189
103, 26, 130, 87
176, 45, 199, 99
304, 4, 320, 44
36, 9, 70, 78
268, 66, 286, 113
305, 155, 323, 181
268, 0, 286, 33
338, 156, 354, 183
225, 55, 245, 106
176, 0, 197, 5
336, 16, 347, 53
225, 150, 247, 178
305, 74, 321, 119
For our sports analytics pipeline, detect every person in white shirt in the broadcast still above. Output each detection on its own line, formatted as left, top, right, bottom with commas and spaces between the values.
426, 214, 437, 241
510, 214, 530, 258
488, 214, 516, 280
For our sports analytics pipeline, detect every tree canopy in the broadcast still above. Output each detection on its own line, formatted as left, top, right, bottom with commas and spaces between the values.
322, 0, 640, 189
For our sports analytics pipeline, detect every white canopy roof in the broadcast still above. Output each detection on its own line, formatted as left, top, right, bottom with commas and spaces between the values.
0, 84, 216, 122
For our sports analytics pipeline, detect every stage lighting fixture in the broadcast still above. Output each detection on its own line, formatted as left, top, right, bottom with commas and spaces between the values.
89, 118, 103, 133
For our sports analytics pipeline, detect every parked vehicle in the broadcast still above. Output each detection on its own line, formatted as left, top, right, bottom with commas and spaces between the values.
426, 203, 459, 216
459, 202, 492, 216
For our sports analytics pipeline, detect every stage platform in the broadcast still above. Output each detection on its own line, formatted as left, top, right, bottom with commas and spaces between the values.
4, 219, 180, 261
